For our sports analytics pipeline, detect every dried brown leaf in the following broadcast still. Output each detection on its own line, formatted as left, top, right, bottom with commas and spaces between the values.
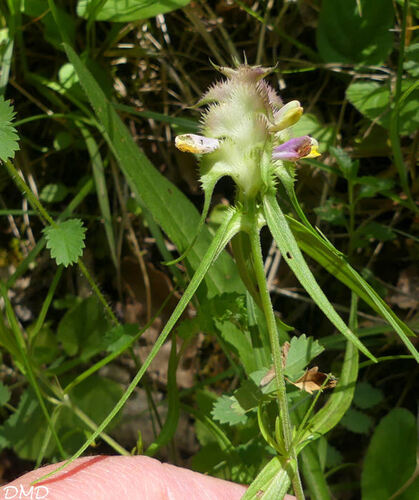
289, 366, 337, 394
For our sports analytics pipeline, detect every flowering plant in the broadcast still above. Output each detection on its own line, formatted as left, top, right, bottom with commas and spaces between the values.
172, 63, 376, 498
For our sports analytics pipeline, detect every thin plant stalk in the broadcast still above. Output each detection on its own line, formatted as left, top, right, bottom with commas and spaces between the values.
247, 202, 305, 500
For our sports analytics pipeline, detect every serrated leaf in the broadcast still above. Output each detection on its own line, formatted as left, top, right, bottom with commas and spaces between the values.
0, 382, 11, 407
212, 395, 247, 426
0, 376, 122, 460
103, 324, 140, 353
0, 388, 50, 460
354, 222, 396, 249
354, 382, 384, 410
284, 334, 325, 380
44, 219, 86, 267
0, 98, 19, 162
340, 407, 373, 434
234, 379, 264, 411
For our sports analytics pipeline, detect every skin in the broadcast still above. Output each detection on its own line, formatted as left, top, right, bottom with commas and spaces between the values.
0, 456, 296, 500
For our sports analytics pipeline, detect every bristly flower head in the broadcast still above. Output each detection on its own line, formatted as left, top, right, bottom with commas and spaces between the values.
175, 62, 319, 201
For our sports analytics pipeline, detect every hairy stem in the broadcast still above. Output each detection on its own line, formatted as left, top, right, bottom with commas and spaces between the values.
247, 201, 305, 500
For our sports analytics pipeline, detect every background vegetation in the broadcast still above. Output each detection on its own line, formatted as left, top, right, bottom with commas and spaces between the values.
0, 1, 418, 498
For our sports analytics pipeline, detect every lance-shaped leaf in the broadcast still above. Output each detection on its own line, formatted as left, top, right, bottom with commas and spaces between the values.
263, 192, 376, 362
285, 214, 418, 363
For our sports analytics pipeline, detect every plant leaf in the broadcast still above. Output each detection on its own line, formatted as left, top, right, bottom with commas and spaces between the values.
316, 0, 393, 65
57, 296, 111, 359
353, 381, 383, 410
40, 183, 69, 203
212, 395, 247, 426
286, 215, 419, 362
263, 193, 376, 361
340, 407, 373, 434
0, 98, 19, 162
44, 219, 86, 267
362, 408, 418, 500
0, 382, 11, 407
284, 334, 325, 380
346, 80, 419, 136
77, 0, 191, 22
242, 456, 293, 500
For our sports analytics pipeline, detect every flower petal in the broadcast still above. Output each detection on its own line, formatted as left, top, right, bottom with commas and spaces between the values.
175, 134, 220, 154
272, 136, 320, 161
270, 100, 303, 132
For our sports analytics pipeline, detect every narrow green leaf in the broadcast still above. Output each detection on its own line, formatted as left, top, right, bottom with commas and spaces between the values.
79, 124, 117, 268
300, 443, 332, 500
77, 0, 192, 22
263, 193, 376, 361
44, 219, 86, 267
286, 215, 419, 363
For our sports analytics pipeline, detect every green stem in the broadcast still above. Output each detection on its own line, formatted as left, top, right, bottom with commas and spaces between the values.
247, 202, 305, 500
4, 160, 54, 225
77, 259, 119, 325
4, 159, 118, 325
